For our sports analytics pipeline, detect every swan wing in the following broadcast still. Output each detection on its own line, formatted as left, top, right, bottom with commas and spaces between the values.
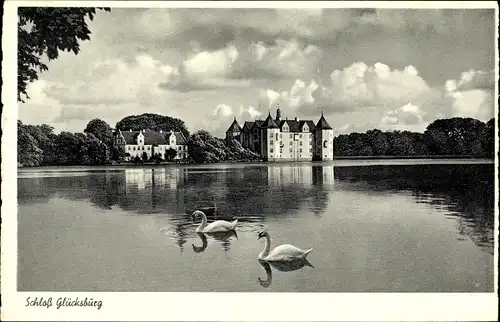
203, 220, 236, 232
266, 244, 309, 261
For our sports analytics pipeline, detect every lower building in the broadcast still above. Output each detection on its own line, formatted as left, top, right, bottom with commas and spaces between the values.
114, 129, 188, 161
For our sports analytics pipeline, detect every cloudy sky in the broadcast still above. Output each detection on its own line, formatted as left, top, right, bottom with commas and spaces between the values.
19, 7, 496, 137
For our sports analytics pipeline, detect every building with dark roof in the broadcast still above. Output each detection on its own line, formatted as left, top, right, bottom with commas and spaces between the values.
114, 129, 188, 161
229, 108, 334, 161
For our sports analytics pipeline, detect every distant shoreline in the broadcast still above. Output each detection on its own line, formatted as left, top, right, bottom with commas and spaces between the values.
17, 155, 495, 169
333, 155, 495, 160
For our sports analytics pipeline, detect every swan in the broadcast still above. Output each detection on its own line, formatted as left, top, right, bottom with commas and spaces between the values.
191, 210, 238, 233
257, 231, 313, 261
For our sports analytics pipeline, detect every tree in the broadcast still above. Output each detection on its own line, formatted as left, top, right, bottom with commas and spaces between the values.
115, 113, 190, 138
17, 121, 44, 167
152, 153, 163, 164
424, 117, 487, 156
482, 118, 495, 157
18, 7, 110, 102
165, 148, 178, 161
83, 133, 110, 165
366, 129, 388, 156
84, 118, 113, 146
111, 145, 127, 162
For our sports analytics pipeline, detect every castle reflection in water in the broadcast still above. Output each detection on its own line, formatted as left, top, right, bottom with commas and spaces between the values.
124, 164, 334, 191
17, 162, 494, 255
117, 165, 335, 252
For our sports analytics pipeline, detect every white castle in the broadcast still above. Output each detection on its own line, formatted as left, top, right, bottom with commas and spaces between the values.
226, 108, 334, 161
114, 129, 188, 161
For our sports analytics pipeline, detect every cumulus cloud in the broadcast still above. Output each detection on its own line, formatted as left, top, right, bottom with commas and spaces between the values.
158, 45, 254, 92
444, 69, 495, 121
213, 104, 234, 117
258, 62, 436, 117
445, 69, 495, 92
380, 103, 424, 126
159, 39, 322, 92
202, 103, 264, 137
260, 79, 319, 112
320, 62, 432, 111
47, 54, 174, 106
232, 39, 323, 79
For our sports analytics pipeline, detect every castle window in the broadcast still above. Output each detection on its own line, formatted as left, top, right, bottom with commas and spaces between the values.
279, 133, 282, 138
299, 134, 303, 138
269, 133, 273, 138
299, 141, 303, 146
290, 148, 293, 152
270, 148, 274, 153
300, 148, 303, 153
270, 140, 273, 144
289, 134, 293, 138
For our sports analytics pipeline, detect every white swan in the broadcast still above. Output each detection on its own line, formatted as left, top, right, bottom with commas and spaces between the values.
257, 231, 313, 261
191, 210, 238, 233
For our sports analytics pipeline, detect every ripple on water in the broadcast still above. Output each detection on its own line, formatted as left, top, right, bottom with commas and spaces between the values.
236, 221, 266, 234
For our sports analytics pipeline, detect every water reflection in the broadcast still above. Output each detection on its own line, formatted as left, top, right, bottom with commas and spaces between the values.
17, 165, 334, 235
334, 164, 495, 254
17, 162, 494, 255
257, 261, 273, 288
192, 233, 208, 253
191, 231, 238, 253
257, 259, 314, 289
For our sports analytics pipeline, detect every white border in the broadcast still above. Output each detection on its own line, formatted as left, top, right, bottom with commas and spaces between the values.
2, 1, 499, 321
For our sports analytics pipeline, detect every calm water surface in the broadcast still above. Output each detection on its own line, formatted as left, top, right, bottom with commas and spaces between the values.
18, 160, 495, 292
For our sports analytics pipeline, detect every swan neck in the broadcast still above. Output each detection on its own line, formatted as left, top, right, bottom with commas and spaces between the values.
262, 235, 271, 257
197, 213, 208, 230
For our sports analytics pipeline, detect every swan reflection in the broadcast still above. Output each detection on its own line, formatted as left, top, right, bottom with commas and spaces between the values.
258, 261, 273, 288
257, 258, 314, 288
191, 230, 238, 253
192, 233, 208, 253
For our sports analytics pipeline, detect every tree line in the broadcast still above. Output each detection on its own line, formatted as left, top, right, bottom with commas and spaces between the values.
17, 113, 260, 167
333, 117, 495, 158
17, 115, 496, 167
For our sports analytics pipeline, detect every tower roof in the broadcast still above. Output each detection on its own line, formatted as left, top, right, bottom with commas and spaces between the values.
315, 112, 333, 130
226, 117, 242, 132
260, 112, 279, 129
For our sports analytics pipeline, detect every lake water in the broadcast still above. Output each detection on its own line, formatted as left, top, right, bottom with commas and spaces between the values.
17, 160, 495, 292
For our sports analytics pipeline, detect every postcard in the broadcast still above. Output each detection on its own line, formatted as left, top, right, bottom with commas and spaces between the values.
2, 1, 498, 321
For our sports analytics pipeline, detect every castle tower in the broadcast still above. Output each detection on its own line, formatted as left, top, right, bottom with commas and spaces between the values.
276, 106, 281, 122
226, 117, 242, 143
314, 112, 334, 161
260, 111, 280, 161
